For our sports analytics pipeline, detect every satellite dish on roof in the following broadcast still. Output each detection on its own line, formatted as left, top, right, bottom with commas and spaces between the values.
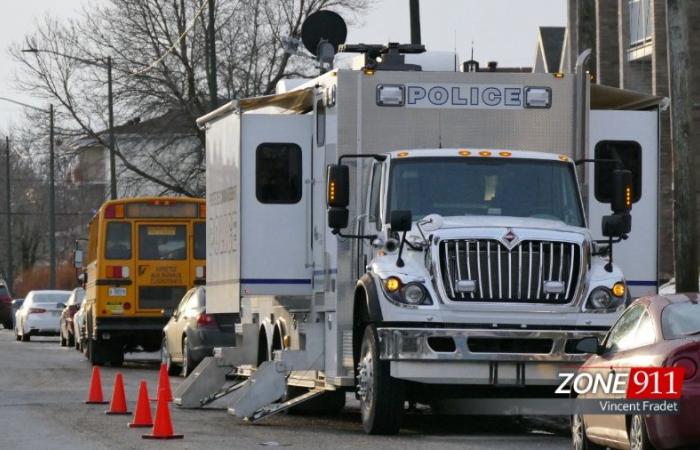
301, 10, 347, 56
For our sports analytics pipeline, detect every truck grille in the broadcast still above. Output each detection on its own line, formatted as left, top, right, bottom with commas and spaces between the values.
437, 239, 581, 303
138, 286, 186, 310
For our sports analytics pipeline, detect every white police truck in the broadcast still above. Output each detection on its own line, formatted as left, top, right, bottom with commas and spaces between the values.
174, 37, 663, 434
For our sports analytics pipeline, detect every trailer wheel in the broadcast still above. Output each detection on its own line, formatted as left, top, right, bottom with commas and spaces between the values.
357, 324, 403, 435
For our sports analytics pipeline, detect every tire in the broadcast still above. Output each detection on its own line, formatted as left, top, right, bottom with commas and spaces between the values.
357, 324, 404, 435
110, 348, 124, 367
88, 340, 105, 366
3, 320, 12, 330
161, 337, 179, 376
181, 336, 194, 377
571, 414, 606, 450
67, 332, 75, 348
629, 414, 655, 450
21, 334, 30, 342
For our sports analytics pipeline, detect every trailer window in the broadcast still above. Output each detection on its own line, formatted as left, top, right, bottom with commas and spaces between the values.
256, 143, 303, 204
594, 140, 642, 203
105, 222, 132, 260
316, 100, 325, 146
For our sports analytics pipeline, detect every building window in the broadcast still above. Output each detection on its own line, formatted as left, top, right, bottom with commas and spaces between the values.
629, 0, 652, 47
256, 143, 303, 204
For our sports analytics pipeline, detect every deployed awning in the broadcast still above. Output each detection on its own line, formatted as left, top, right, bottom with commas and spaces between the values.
197, 88, 315, 127
590, 84, 668, 111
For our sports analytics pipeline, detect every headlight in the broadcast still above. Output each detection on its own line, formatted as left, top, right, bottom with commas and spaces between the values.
585, 286, 624, 313
380, 278, 432, 306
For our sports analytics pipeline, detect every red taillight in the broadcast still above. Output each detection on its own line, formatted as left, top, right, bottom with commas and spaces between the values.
29, 308, 46, 314
673, 358, 698, 380
196, 313, 216, 329
104, 204, 116, 218
106, 266, 129, 278
0, 296, 11, 303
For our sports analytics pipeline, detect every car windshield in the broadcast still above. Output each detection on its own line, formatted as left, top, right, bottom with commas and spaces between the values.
661, 302, 700, 339
386, 157, 585, 227
33, 293, 70, 304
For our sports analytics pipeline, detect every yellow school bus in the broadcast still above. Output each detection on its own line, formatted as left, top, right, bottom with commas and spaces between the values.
80, 197, 206, 365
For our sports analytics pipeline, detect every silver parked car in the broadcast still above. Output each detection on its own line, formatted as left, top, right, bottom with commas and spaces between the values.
161, 287, 235, 376
15, 290, 71, 341
73, 291, 88, 352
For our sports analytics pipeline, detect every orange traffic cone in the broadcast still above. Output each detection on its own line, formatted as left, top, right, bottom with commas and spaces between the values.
105, 372, 131, 415
85, 366, 109, 404
156, 363, 173, 402
142, 397, 183, 439
128, 380, 153, 428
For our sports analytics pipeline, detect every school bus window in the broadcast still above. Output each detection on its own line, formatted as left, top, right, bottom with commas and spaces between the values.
194, 222, 205, 260
105, 222, 132, 260
139, 224, 186, 260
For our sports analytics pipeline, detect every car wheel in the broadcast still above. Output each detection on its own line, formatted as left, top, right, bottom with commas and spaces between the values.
571, 414, 605, 450
88, 340, 105, 366
60, 329, 67, 347
3, 320, 12, 330
21, 333, 30, 342
181, 336, 194, 377
357, 324, 404, 435
67, 332, 75, 348
161, 337, 179, 376
629, 414, 655, 450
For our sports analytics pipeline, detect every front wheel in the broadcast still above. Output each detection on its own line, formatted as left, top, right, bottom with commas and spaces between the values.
3, 320, 12, 330
357, 324, 404, 435
629, 415, 655, 450
571, 414, 606, 450
181, 336, 194, 377
161, 337, 179, 376
59, 328, 67, 347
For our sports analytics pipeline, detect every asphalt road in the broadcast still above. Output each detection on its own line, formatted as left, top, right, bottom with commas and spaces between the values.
0, 329, 571, 449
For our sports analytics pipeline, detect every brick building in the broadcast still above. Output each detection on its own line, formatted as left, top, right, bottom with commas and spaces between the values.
563, 0, 700, 281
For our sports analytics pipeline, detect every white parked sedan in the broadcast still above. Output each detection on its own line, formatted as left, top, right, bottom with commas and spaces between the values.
15, 290, 71, 342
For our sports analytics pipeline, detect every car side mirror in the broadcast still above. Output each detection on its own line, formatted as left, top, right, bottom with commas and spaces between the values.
57, 303, 66, 309
575, 336, 602, 355
390, 210, 412, 232
326, 164, 350, 231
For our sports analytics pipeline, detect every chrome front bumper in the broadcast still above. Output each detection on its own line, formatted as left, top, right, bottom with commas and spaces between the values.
377, 327, 607, 385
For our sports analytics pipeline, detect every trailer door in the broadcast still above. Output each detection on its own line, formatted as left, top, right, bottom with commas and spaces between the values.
588, 110, 658, 297
240, 114, 313, 296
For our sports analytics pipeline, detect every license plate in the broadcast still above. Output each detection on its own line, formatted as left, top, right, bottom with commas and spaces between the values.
109, 287, 127, 297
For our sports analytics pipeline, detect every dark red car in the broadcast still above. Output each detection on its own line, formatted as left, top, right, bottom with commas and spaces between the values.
572, 294, 700, 450
0, 282, 13, 329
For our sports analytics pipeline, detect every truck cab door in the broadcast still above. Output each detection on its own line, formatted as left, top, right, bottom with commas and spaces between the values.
588, 110, 659, 297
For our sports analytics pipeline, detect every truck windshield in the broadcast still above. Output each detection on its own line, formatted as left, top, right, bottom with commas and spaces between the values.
386, 157, 584, 227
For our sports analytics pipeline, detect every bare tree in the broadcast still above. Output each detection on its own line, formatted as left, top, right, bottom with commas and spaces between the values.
10, 0, 367, 196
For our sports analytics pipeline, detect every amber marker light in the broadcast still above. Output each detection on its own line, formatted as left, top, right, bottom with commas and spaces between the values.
553, 72, 565, 79
612, 282, 626, 298
478, 151, 492, 157
397, 151, 409, 158
498, 151, 512, 157
559, 155, 569, 161
458, 150, 471, 157
625, 186, 633, 209
385, 277, 401, 293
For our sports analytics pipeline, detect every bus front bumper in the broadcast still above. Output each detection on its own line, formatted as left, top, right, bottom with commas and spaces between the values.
377, 327, 606, 386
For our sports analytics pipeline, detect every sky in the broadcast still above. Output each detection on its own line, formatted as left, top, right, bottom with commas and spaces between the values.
0, 0, 566, 129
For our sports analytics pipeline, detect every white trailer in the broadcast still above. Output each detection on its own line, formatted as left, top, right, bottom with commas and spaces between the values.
174, 44, 664, 434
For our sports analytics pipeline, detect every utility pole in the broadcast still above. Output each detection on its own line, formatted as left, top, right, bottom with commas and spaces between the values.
667, 0, 698, 291
49, 104, 56, 289
409, 0, 421, 45
208, 0, 218, 111
4, 136, 12, 289
107, 56, 117, 200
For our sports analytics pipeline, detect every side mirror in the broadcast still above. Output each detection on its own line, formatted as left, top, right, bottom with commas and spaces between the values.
74, 249, 84, 268
328, 207, 349, 230
602, 213, 631, 238
57, 303, 66, 309
575, 336, 602, 355
610, 169, 633, 214
326, 164, 349, 208
390, 210, 412, 232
